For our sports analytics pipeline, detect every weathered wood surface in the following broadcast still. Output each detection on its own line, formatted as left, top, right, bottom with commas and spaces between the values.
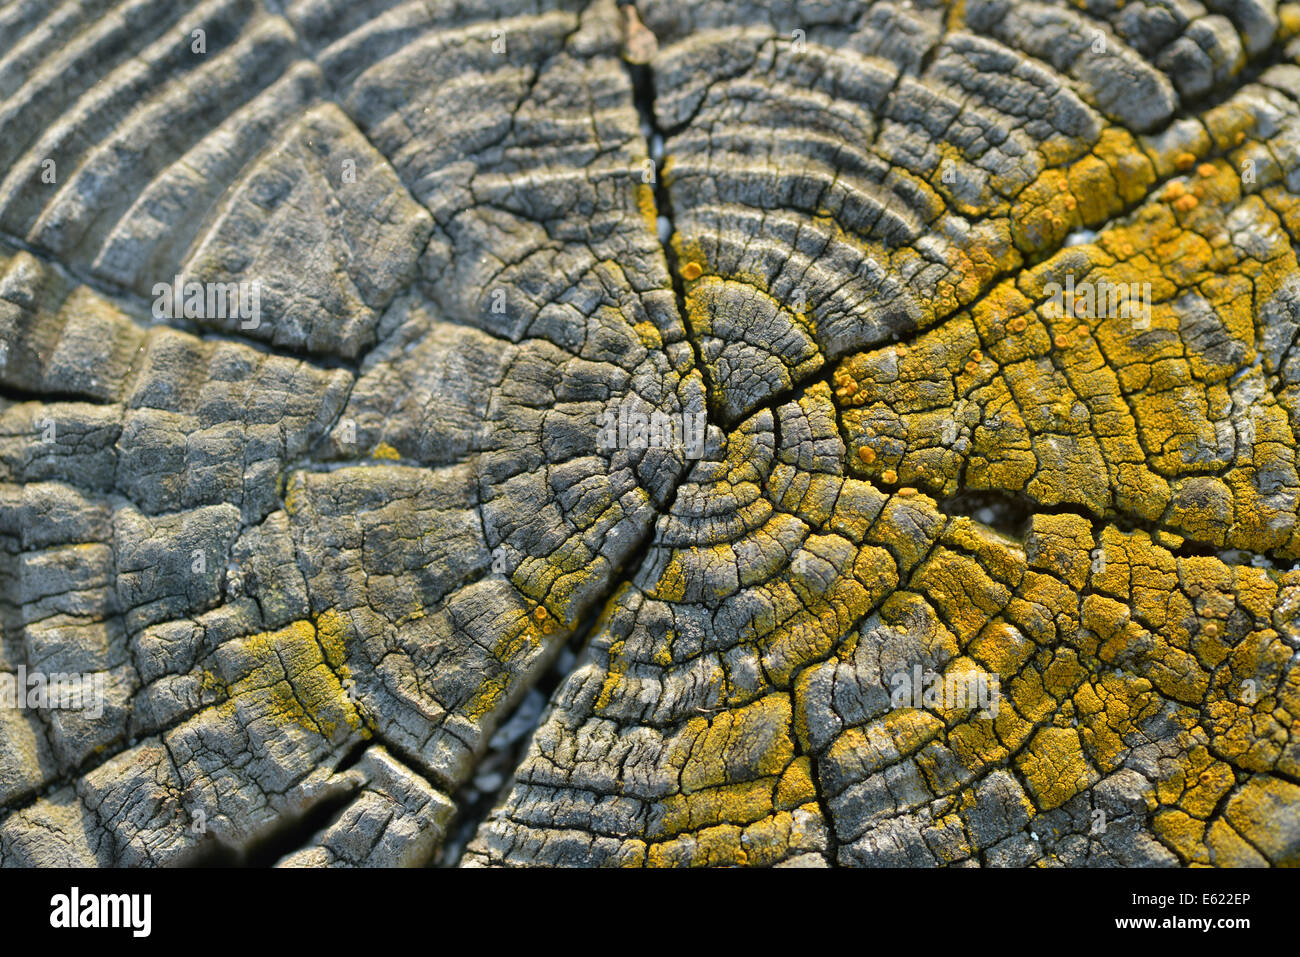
0, 0, 1299, 867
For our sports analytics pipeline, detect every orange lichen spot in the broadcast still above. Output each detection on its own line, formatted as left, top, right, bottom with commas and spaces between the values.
1173, 193, 1199, 213
1164, 180, 1187, 201
533, 605, 548, 621
229, 621, 364, 738
1089, 127, 1155, 205
634, 320, 664, 349
680, 262, 703, 281
1175, 152, 1197, 171
1197, 163, 1216, 178
1054, 334, 1071, 349
858, 446, 876, 465
899, 487, 918, 497
466, 671, 512, 722
881, 469, 898, 484
1202, 621, 1220, 638
635, 183, 658, 234
970, 349, 983, 362
313, 609, 351, 669
1283, 3, 1300, 37
1009, 317, 1027, 333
